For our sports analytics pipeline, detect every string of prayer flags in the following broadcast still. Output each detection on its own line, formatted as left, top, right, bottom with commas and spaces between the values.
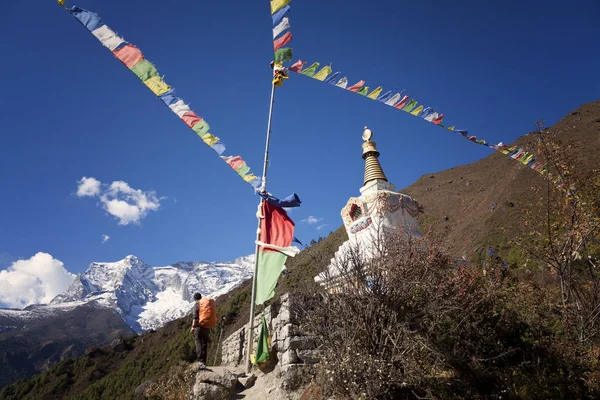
60, 5, 261, 189
270, 0, 293, 70
288, 59, 567, 192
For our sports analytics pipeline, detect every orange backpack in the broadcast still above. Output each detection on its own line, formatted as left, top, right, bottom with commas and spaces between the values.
198, 298, 217, 328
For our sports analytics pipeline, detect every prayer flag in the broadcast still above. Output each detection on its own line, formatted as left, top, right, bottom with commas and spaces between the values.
131, 60, 158, 81
113, 45, 143, 68
254, 314, 270, 364
255, 201, 296, 305
271, 0, 291, 15
91, 25, 126, 51
274, 47, 293, 63
410, 105, 424, 116
356, 86, 369, 96
243, 173, 260, 183
201, 133, 220, 146
211, 142, 226, 155
68, 7, 103, 32
393, 95, 409, 109
272, 5, 290, 27
273, 17, 290, 39
181, 111, 202, 128
222, 155, 245, 170
273, 31, 292, 51
432, 113, 444, 125
335, 77, 348, 88
301, 62, 320, 77
424, 112, 439, 122
159, 89, 178, 106
385, 93, 401, 106
259, 192, 302, 208
324, 72, 340, 84
402, 99, 418, 112
313, 65, 332, 81
169, 99, 192, 118
143, 76, 171, 96
367, 86, 382, 99
192, 121, 211, 136
347, 80, 365, 92
290, 60, 306, 72
235, 163, 251, 177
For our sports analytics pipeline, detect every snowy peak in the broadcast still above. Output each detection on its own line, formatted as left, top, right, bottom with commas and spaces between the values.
48, 254, 254, 332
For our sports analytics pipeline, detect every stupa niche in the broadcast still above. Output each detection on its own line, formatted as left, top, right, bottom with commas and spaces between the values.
315, 127, 422, 291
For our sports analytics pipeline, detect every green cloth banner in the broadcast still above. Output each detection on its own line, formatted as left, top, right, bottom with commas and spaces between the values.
254, 313, 270, 364
274, 48, 293, 63
255, 251, 287, 305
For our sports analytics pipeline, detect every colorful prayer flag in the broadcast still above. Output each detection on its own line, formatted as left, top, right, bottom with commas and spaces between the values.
273, 17, 290, 39
324, 72, 340, 84
272, 5, 290, 26
191, 119, 210, 135
113, 45, 143, 68
289, 60, 306, 73
356, 86, 369, 96
254, 314, 270, 364
335, 77, 348, 88
131, 60, 158, 81
300, 62, 320, 77
274, 47, 293, 63
273, 31, 292, 51
313, 65, 332, 81
347, 80, 365, 92
367, 86, 382, 99
143, 76, 171, 96
271, 0, 291, 15
255, 201, 296, 305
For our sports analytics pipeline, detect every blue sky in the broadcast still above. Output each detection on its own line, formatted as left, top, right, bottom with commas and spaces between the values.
0, 0, 598, 279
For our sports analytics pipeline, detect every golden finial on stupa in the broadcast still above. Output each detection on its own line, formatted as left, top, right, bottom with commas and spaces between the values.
361, 126, 388, 185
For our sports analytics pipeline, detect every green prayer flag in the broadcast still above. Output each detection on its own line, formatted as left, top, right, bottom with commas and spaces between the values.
357, 86, 370, 96
402, 99, 418, 112
255, 251, 287, 305
254, 314, 270, 364
235, 163, 250, 177
300, 62, 320, 77
274, 47, 293, 63
130, 60, 158, 81
192, 121, 210, 136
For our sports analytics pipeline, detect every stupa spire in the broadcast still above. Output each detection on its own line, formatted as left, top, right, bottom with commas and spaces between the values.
361, 127, 388, 186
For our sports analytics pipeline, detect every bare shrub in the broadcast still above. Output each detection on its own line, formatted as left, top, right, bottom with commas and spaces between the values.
298, 232, 599, 399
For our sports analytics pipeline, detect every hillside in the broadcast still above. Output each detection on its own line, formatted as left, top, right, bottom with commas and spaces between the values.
1, 100, 597, 399
403, 100, 600, 256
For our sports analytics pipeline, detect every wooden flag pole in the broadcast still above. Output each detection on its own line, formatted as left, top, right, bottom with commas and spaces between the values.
246, 77, 276, 373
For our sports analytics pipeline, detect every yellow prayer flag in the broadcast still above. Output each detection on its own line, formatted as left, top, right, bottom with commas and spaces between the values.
410, 105, 424, 116
271, 0, 290, 14
243, 173, 260, 183
313, 66, 332, 81
57, 0, 66, 5
201, 133, 220, 146
447, 126, 455, 131
144, 76, 171, 96
367, 86, 382, 100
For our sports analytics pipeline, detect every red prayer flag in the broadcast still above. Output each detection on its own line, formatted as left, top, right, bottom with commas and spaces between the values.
181, 111, 202, 128
259, 201, 294, 253
224, 156, 245, 170
393, 95, 409, 109
432, 113, 444, 125
347, 80, 365, 92
113, 45, 144, 68
289, 60, 305, 73
273, 32, 292, 51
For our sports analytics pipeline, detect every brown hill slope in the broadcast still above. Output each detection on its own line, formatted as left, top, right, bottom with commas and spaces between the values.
403, 100, 600, 256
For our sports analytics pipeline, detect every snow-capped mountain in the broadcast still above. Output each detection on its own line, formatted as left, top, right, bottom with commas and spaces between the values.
42, 254, 255, 332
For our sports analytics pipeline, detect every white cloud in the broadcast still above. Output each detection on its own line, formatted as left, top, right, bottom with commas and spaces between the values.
0, 253, 75, 309
316, 224, 328, 231
302, 216, 323, 225
76, 177, 101, 197
102, 234, 110, 243
75, 177, 161, 225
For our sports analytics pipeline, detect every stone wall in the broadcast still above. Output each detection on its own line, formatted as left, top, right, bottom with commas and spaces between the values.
220, 293, 319, 371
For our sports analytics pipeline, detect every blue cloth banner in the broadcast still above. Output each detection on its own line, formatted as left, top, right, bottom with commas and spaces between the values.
259, 192, 302, 208
69, 7, 103, 31
159, 89, 178, 106
324, 72, 340, 84
211, 143, 226, 155
272, 5, 290, 27
377, 91, 393, 103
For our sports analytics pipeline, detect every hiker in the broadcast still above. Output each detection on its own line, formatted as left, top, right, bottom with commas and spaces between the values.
190, 292, 216, 366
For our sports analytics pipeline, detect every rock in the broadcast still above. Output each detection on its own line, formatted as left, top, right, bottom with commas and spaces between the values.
280, 349, 299, 365
110, 338, 126, 352
239, 373, 257, 389
133, 379, 153, 399
285, 336, 315, 351
192, 368, 238, 400
278, 364, 314, 391
296, 349, 320, 364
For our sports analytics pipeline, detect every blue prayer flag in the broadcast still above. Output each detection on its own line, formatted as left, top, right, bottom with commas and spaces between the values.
324, 72, 340, 84
272, 5, 290, 27
69, 7, 103, 32
259, 192, 302, 208
211, 143, 226, 155
159, 90, 178, 106
377, 91, 393, 103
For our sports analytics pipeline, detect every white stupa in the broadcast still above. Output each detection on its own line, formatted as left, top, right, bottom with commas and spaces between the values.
315, 127, 422, 291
